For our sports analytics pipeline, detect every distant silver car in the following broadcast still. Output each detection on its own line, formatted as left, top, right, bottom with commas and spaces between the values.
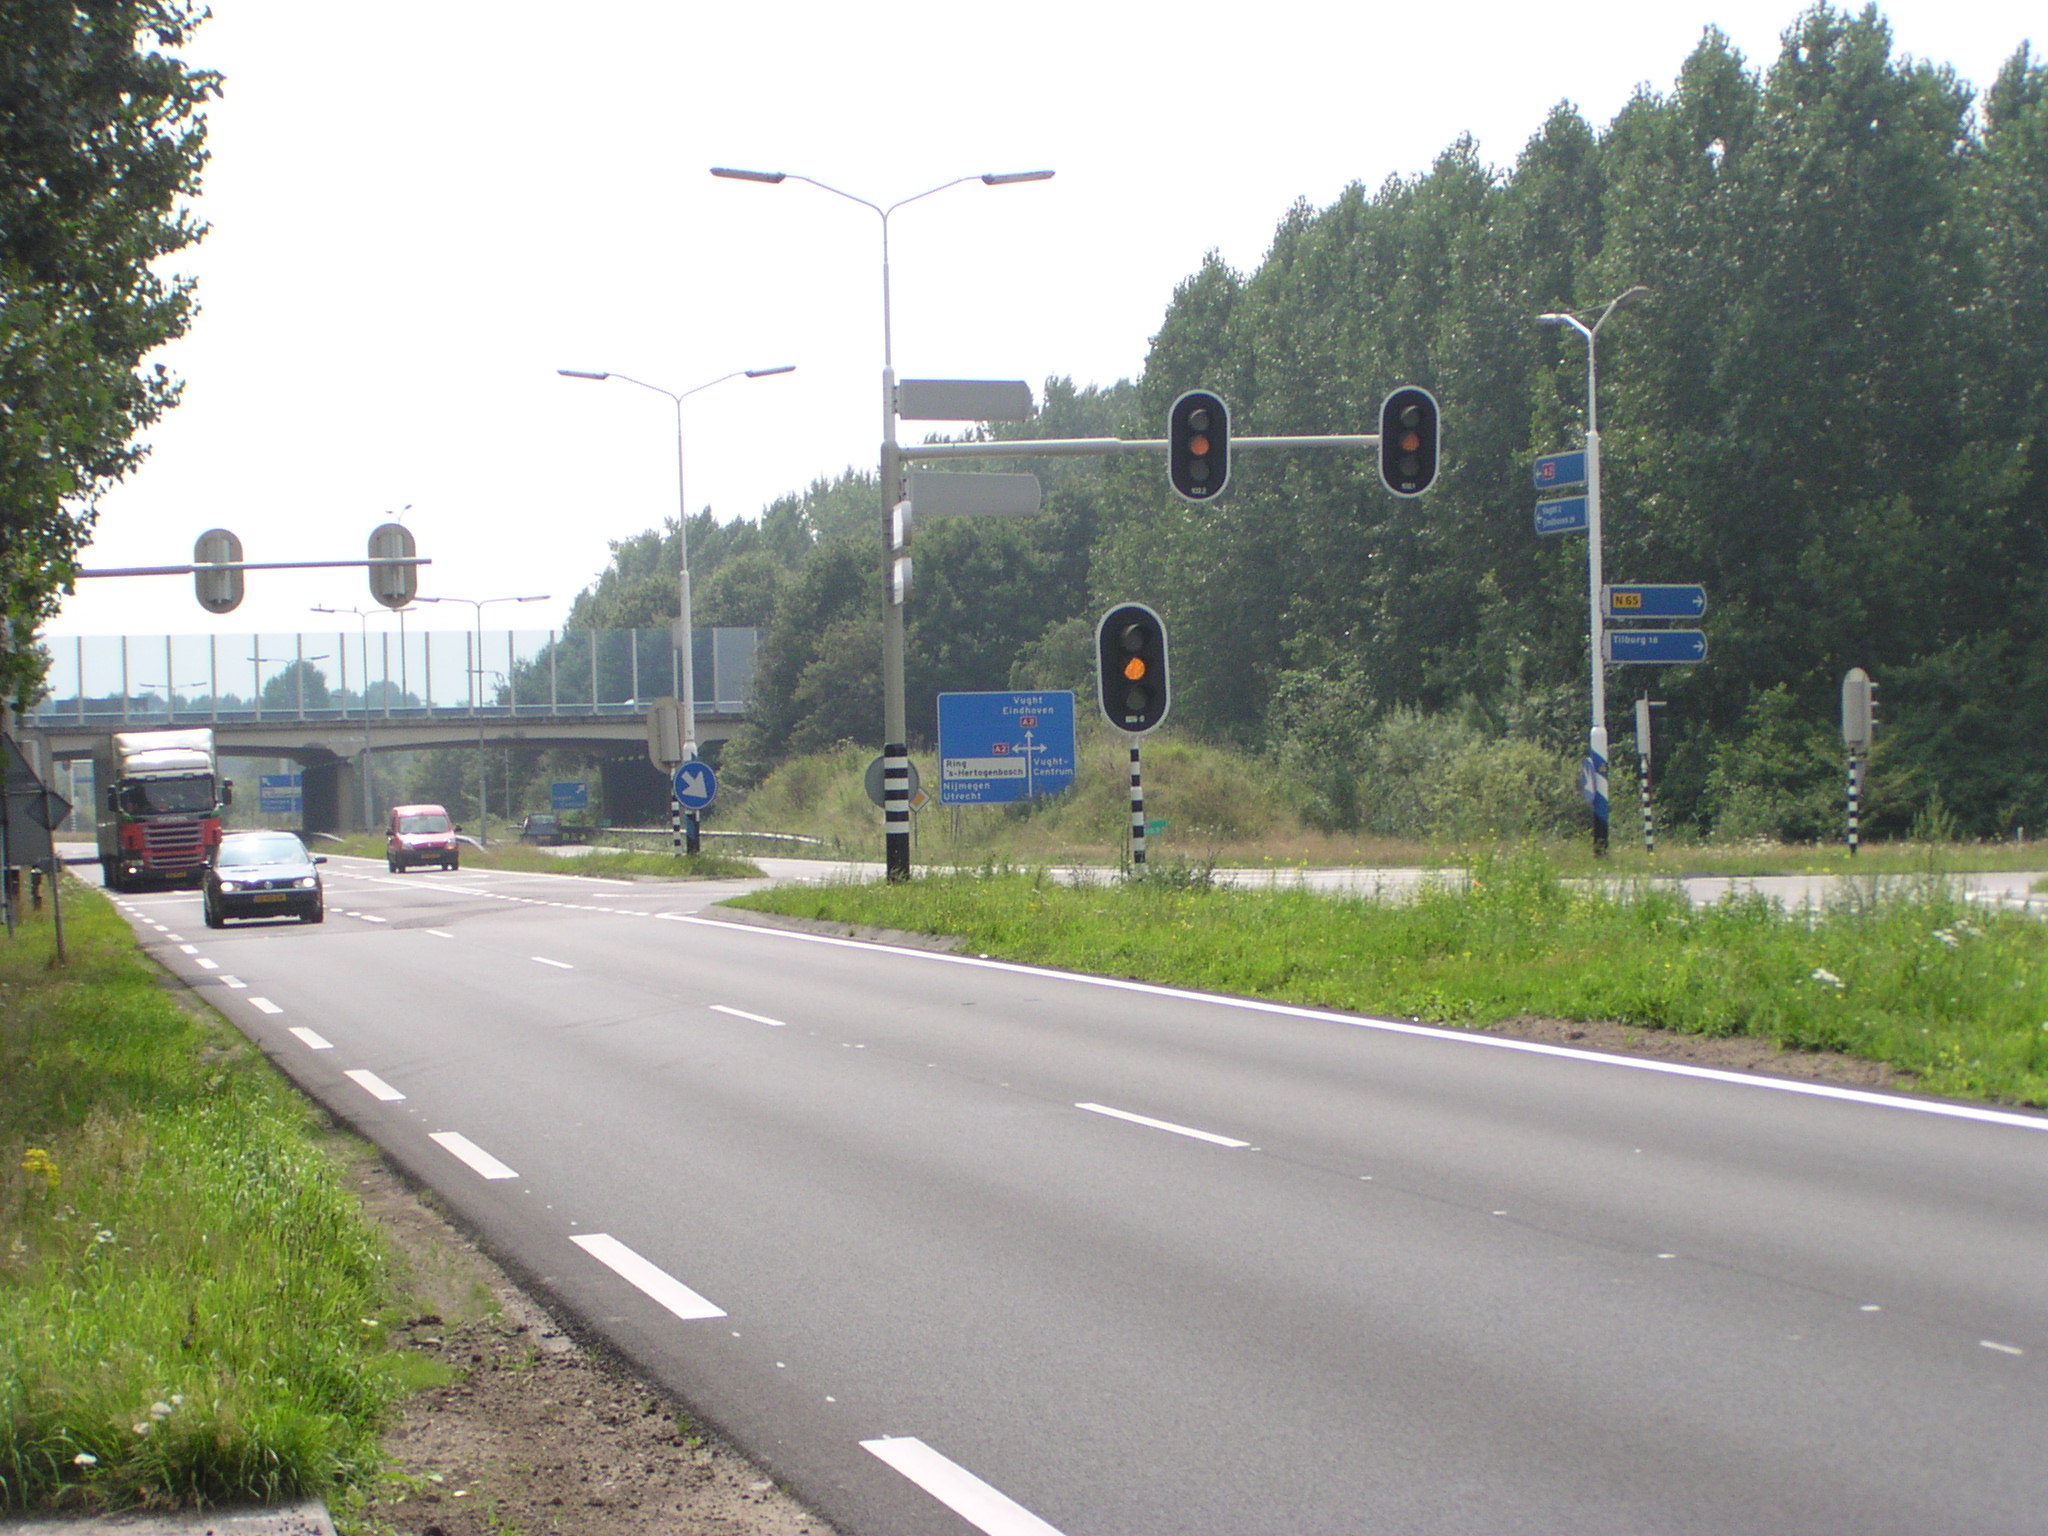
203, 831, 325, 927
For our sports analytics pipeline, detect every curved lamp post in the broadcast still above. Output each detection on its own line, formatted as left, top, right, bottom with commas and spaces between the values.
711, 165, 1053, 880
556, 365, 794, 853
417, 593, 548, 844
1539, 285, 1649, 858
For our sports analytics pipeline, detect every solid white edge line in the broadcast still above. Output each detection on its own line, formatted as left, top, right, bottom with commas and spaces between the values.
569, 1233, 726, 1321
288, 1027, 333, 1050
248, 997, 283, 1015
1076, 1101, 1250, 1148
532, 956, 574, 969
344, 1068, 405, 1102
429, 1131, 519, 1180
860, 1437, 1067, 1536
710, 1004, 787, 1028
680, 916, 2048, 1134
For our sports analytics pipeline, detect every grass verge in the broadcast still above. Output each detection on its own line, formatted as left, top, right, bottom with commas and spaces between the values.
316, 833, 760, 881
729, 850, 2048, 1106
1, 880, 404, 1513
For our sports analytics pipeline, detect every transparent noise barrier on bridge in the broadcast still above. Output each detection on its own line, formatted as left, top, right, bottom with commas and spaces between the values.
27, 627, 757, 727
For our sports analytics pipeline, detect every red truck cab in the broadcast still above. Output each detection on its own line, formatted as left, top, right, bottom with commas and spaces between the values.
386, 804, 460, 872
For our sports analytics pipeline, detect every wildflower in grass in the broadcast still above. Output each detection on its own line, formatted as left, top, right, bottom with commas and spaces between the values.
21, 1148, 59, 1187
1810, 968, 1845, 990
72, 1453, 96, 1467
1933, 930, 1960, 948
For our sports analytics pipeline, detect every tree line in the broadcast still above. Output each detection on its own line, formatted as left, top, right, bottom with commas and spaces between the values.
665, 7, 2044, 840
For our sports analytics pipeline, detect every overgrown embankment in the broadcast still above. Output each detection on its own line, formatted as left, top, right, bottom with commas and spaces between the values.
1, 882, 404, 1512
729, 853, 2048, 1106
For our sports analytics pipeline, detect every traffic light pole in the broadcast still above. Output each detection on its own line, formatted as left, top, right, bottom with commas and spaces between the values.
1127, 739, 1147, 867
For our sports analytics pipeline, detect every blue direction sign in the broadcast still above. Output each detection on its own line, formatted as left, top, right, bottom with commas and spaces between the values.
258, 773, 303, 816
937, 691, 1077, 805
1533, 451, 1587, 491
672, 759, 717, 811
550, 780, 590, 812
1605, 584, 1706, 619
1535, 496, 1588, 536
1604, 629, 1708, 665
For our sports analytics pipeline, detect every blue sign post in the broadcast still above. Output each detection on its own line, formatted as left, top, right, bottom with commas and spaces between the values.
672, 759, 717, 812
258, 773, 303, 817
1533, 451, 1587, 491
1604, 630, 1708, 665
937, 691, 1077, 805
1604, 584, 1707, 619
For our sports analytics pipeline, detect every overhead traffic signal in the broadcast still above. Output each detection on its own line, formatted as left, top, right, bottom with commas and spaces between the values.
193, 528, 244, 614
1167, 390, 1230, 503
1097, 602, 1171, 734
1378, 386, 1440, 497
368, 522, 418, 609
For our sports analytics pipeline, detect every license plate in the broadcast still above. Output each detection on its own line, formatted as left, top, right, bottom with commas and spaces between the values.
254, 893, 289, 904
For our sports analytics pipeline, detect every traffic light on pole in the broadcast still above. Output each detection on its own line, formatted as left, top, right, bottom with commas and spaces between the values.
1167, 390, 1230, 502
1096, 602, 1171, 734
368, 522, 418, 609
1378, 386, 1440, 497
193, 528, 244, 614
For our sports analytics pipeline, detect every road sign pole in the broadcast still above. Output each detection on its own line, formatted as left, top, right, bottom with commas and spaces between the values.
881, 365, 911, 883
1127, 738, 1146, 868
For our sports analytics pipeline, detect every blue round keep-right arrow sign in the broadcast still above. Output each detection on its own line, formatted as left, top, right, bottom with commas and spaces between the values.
672, 759, 717, 811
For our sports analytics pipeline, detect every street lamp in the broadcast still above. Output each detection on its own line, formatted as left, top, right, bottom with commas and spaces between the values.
417, 594, 548, 844
712, 164, 1054, 881
1539, 285, 1650, 859
312, 603, 383, 832
556, 363, 794, 854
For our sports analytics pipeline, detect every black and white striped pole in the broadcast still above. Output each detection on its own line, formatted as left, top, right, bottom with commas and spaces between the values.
1098, 603, 1171, 872
1634, 694, 1662, 854
1842, 668, 1876, 856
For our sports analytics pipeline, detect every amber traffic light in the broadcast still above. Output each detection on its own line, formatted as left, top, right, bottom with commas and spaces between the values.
1378, 386, 1440, 497
1167, 390, 1231, 503
1097, 602, 1171, 734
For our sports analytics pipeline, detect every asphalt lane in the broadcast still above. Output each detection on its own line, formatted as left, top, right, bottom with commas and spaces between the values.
103, 856, 2048, 1535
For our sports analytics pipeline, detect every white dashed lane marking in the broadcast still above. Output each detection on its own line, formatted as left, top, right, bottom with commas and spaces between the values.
532, 956, 573, 969
711, 1004, 786, 1028
860, 1437, 1067, 1536
344, 1069, 405, 1102
570, 1233, 726, 1321
1075, 1102, 1251, 1149
248, 998, 283, 1015
288, 1027, 334, 1050
429, 1131, 518, 1181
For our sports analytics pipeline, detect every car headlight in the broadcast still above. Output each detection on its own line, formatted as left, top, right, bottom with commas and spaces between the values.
220, 880, 245, 892
295, 876, 317, 889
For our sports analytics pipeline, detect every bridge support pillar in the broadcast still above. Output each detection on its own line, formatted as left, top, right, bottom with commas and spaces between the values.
299, 752, 344, 836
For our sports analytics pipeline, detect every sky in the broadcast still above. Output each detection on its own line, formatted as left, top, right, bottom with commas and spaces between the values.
45, 0, 2040, 644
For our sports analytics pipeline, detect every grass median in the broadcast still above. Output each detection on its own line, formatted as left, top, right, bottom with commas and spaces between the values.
1, 880, 408, 1513
728, 851, 2048, 1107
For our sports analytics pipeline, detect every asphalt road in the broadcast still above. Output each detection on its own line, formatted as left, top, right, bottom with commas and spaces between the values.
101, 855, 2048, 1536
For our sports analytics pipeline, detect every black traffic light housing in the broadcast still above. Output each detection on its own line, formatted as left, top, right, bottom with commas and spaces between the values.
1097, 602, 1171, 735
1167, 390, 1230, 502
1378, 386, 1440, 497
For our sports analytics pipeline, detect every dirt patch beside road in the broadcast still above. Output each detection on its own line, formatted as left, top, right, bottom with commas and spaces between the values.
338, 1148, 832, 1536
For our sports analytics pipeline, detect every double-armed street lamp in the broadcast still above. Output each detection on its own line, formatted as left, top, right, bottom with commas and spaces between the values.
417, 593, 548, 844
711, 164, 1054, 881
1539, 285, 1650, 858
556, 364, 794, 854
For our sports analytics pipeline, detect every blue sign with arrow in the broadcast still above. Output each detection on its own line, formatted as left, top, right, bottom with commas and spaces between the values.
672, 759, 717, 811
1533, 451, 1587, 491
1604, 630, 1708, 665
937, 691, 1076, 805
1535, 496, 1588, 535
1605, 584, 1707, 619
